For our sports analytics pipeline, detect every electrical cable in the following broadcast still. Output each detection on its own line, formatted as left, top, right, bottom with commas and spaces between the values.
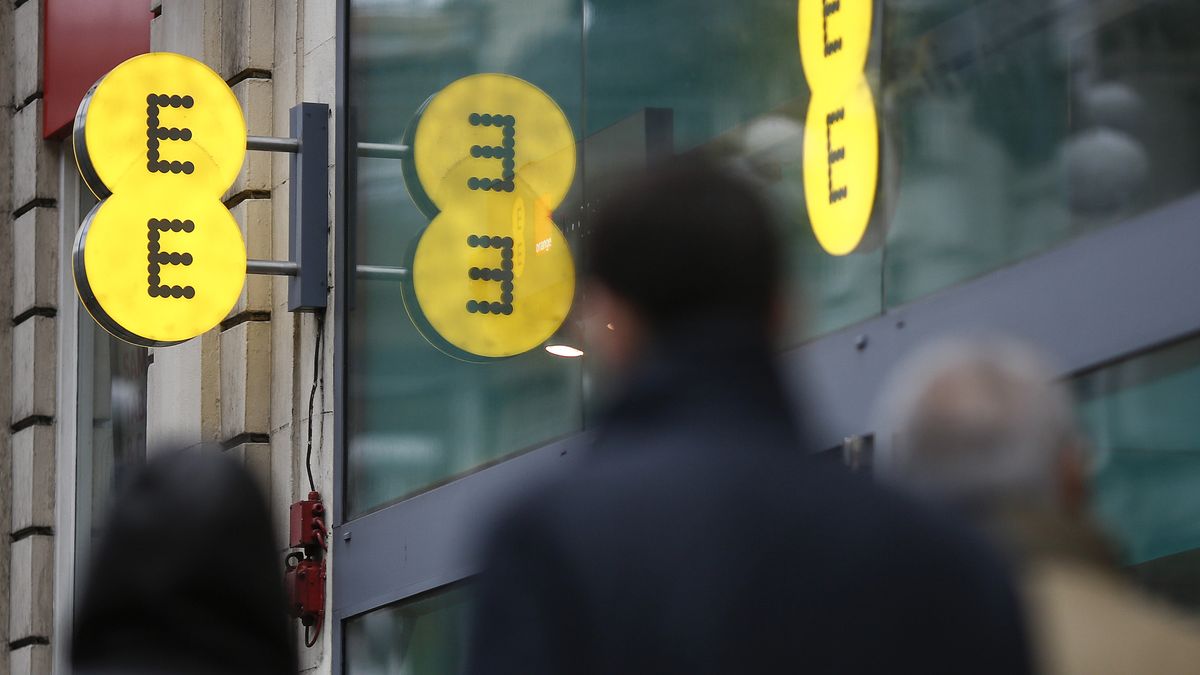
305, 312, 325, 494
305, 613, 324, 649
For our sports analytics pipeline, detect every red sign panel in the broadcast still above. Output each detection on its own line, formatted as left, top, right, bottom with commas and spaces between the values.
43, 0, 151, 138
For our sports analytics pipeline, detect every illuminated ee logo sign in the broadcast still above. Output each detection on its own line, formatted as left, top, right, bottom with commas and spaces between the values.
402, 74, 576, 360
799, 0, 880, 256
73, 52, 248, 346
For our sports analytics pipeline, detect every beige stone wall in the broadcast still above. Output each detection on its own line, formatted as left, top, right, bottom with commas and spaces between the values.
4, 0, 59, 672
0, 0, 12, 670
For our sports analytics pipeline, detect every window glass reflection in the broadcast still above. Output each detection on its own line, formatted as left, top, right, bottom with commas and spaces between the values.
347, 0, 585, 516
882, 0, 1200, 305
346, 0, 1200, 515
345, 589, 467, 675
73, 184, 149, 606
1074, 336, 1200, 610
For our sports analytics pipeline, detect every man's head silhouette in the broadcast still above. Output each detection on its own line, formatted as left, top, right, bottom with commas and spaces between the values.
586, 157, 784, 368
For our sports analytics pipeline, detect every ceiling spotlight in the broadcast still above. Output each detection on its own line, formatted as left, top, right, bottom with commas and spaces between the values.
545, 344, 584, 358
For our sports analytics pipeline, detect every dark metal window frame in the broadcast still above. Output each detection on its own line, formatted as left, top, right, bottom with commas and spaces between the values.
332, 2, 1200, 669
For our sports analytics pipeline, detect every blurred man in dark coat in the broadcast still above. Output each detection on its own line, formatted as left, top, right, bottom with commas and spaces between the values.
465, 159, 1032, 674
72, 449, 296, 675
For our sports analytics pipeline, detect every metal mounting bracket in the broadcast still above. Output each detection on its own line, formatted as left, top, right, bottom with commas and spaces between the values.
241, 102, 329, 311
244, 103, 412, 311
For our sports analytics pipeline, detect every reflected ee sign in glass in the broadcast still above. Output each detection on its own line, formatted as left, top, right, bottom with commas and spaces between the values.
72, 52, 248, 347
402, 74, 577, 360
799, 0, 879, 256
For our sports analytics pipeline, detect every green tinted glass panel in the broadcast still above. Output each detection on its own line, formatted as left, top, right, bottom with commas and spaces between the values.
883, 0, 1200, 305
582, 0, 883, 342
347, 0, 1200, 516
347, 0, 586, 516
345, 589, 467, 675
346, 0, 869, 515
1074, 337, 1200, 569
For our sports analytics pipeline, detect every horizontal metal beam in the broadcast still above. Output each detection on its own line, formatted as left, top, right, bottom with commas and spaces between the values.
247, 135, 301, 153
356, 142, 410, 159
788, 190, 1200, 453
333, 433, 586, 620
247, 259, 299, 276
356, 264, 409, 281
332, 191, 1200, 618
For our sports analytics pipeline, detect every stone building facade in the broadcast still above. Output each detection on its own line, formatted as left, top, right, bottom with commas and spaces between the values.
0, 1, 337, 672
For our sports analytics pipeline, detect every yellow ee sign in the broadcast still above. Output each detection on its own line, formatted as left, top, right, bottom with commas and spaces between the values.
72, 52, 248, 346
402, 74, 577, 360
799, 0, 879, 256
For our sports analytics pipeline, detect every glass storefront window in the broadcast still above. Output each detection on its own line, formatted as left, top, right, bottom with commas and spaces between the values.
346, 0, 1200, 515
581, 0, 884, 343
345, 589, 468, 675
347, 0, 587, 516
1074, 336, 1200, 609
882, 0, 1200, 306
72, 184, 149, 604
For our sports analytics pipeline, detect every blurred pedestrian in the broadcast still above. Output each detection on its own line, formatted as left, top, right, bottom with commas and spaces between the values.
464, 159, 1032, 674
877, 338, 1200, 674
72, 449, 296, 675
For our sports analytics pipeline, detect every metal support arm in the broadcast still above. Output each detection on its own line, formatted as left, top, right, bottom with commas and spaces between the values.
247, 259, 299, 276
248, 136, 408, 159
237, 104, 330, 311
356, 142, 410, 159
247, 260, 408, 281
242, 108, 411, 311
247, 135, 301, 154
355, 265, 409, 281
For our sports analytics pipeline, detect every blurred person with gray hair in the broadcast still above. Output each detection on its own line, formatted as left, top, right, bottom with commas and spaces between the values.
876, 338, 1200, 675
